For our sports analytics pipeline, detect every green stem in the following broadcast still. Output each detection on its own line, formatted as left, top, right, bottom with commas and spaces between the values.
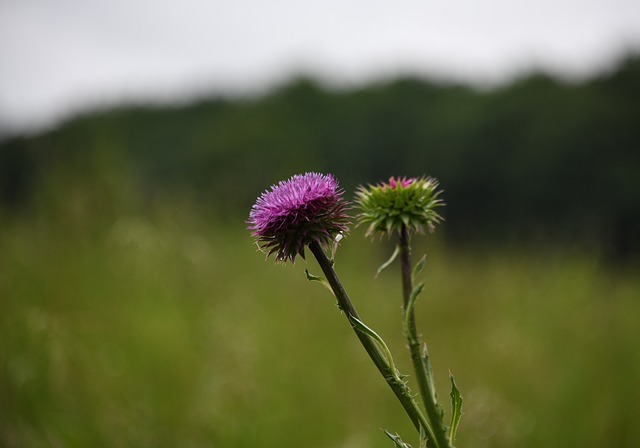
398, 225, 451, 448
308, 240, 430, 437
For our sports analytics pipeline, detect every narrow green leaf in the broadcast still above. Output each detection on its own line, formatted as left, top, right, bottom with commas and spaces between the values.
411, 254, 427, 283
304, 269, 334, 296
404, 282, 424, 324
376, 245, 400, 278
448, 372, 463, 445
403, 283, 425, 345
304, 269, 321, 281
352, 316, 399, 380
383, 429, 413, 448
421, 343, 443, 417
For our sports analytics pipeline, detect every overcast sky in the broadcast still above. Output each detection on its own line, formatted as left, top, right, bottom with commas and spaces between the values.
1, 0, 640, 135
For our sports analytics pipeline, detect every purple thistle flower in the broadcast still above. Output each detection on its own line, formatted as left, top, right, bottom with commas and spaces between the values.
248, 172, 350, 263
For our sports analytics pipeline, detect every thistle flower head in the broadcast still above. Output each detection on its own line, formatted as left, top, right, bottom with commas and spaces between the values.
248, 172, 350, 263
355, 176, 444, 238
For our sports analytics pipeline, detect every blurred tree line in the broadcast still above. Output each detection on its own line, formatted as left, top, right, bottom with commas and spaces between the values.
1, 55, 639, 260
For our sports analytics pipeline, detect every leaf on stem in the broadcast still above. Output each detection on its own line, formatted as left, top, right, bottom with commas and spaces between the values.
383, 429, 413, 448
448, 372, 463, 446
404, 283, 425, 335
404, 283, 424, 344
304, 269, 334, 296
421, 343, 444, 419
407, 283, 424, 313
411, 254, 427, 283
376, 245, 400, 278
351, 316, 400, 382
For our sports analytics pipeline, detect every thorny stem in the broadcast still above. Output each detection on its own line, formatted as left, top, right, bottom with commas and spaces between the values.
399, 225, 451, 448
308, 240, 431, 438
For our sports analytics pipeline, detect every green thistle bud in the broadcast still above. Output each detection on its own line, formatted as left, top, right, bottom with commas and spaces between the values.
355, 176, 444, 238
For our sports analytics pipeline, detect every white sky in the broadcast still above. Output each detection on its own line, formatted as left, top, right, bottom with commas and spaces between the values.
1, 0, 640, 135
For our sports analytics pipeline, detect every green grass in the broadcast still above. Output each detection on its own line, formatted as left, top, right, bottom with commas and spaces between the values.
1, 208, 639, 447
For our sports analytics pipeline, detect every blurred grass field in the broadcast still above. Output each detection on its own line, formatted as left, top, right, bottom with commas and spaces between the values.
1, 204, 639, 448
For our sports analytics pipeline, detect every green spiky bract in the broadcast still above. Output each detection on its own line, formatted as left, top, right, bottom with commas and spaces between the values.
355, 177, 444, 238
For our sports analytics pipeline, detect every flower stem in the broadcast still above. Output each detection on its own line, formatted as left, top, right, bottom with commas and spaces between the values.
398, 225, 451, 448
308, 240, 431, 438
